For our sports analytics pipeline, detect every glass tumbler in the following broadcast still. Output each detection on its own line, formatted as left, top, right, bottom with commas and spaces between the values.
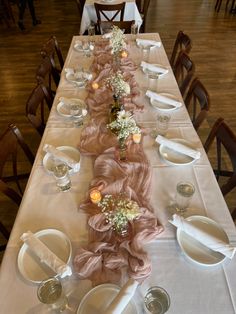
37, 277, 68, 312
69, 104, 83, 127
88, 24, 95, 41
144, 286, 170, 314
156, 113, 170, 136
175, 181, 195, 214
131, 23, 138, 41
53, 163, 71, 192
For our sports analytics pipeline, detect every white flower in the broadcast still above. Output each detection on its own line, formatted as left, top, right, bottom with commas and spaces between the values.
106, 72, 130, 98
109, 26, 127, 55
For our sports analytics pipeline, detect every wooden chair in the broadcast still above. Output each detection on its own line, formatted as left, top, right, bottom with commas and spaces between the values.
0, 0, 15, 28
173, 51, 195, 98
135, 0, 151, 33
0, 124, 34, 250
204, 118, 236, 218
40, 36, 64, 76
75, 0, 86, 18
170, 31, 192, 70
184, 78, 210, 131
25, 84, 53, 136
95, 2, 125, 25
36, 56, 59, 98
215, 0, 235, 12
98, 20, 134, 34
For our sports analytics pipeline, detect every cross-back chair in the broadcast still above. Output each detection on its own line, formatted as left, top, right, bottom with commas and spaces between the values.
36, 56, 59, 98
184, 77, 210, 131
135, 0, 151, 33
25, 84, 53, 136
98, 20, 134, 34
170, 30, 192, 70
204, 118, 236, 219
40, 36, 64, 78
0, 124, 34, 251
94, 2, 125, 28
173, 51, 195, 98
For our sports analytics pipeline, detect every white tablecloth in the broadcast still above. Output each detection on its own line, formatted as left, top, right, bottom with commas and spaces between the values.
0, 34, 236, 314
80, 0, 142, 34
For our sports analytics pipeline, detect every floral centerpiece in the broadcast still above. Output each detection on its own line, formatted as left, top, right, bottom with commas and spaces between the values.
109, 25, 127, 55
106, 71, 130, 99
98, 194, 140, 236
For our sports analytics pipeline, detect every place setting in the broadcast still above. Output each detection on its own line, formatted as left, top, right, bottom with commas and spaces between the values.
146, 90, 183, 112
64, 67, 93, 88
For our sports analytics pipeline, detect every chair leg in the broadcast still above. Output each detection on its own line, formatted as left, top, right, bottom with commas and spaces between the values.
230, 0, 236, 12
215, 0, 222, 12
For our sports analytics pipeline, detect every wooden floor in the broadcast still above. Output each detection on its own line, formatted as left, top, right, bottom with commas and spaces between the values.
0, 0, 236, 257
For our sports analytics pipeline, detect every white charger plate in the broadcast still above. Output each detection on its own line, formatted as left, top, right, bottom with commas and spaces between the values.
18, 229, 72, 283
150, 92, 182, 112
177, 215, 228, 266
159, 138, 197, 166
77, 284, 137, 314
43, 146, 80, 175
57, 98, 86, 118
142, 64, 168, 78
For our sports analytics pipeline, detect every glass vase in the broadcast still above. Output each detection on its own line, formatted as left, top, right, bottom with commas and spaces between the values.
118, 137, 127, 161
109, 95, 124, 123
115, 221, 132, 242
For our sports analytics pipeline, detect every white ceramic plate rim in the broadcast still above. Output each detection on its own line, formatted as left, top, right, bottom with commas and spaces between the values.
17, 228, 72, 283
77, 283, 138, 314
159, 138, 197, 166
142, 64, 168, 78
57, 98, 86, 118
43, 145, 80, 175
150, 92, 182, 112
176, 215, 228, 267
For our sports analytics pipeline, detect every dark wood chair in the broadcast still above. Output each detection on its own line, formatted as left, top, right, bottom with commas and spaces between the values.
184, 78, 210, 131
94, 2, 125, 27
170, 31, 192, 70
25, 84, 53, 136
40, 36, 64, 77
215, 0, 235, 12
173, 51, 195, 98
204, 118, 236, 219
135, 0, 151, 33
98, 20, 134, 34
75, 0, 86, 18
0, 0, 15, 28
0, 124, 34, 251
36, 56, 59, 98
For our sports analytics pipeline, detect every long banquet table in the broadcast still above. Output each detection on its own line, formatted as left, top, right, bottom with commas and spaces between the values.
0, 33, 236, 314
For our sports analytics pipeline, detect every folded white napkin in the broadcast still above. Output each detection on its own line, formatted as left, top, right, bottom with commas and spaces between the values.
43, 144, 80, 172
169, 214, 236, 259
136, 38, 161, 47
74, 40, 83, 50
59, 97, 88, 117
141, 61, 168, 75
65, 68, 92, 81
102, 32, 112, 39
156, 135, 201, 160
104, 278, 139, 314
21, 231, 72, 278
146, 90, 182, 109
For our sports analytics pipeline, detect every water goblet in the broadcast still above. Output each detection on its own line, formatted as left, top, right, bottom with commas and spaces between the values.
148, 71, 159, 92
83, 41, 91, 57
156, 113, 170, 136
142, 45, 151, 62
144, 286, 170, 314
37, 277, 69, 312
175, 181, 195, 215
88, 24, 95, 41
69, 104, 83, 127
53, 163, 71, 192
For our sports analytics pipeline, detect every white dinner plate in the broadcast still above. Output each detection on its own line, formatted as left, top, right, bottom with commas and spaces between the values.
177, 215, 228, 266
77, 284, 138, 314
57, 98, 86, 118
150, 92, 182, 112
159, 138, 197, 166
18, 229, 72, 283
43, 146, 80, 175
142, 64, 168, 78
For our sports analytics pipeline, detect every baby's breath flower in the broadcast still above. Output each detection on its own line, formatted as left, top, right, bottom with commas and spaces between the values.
106, 72, 130, 98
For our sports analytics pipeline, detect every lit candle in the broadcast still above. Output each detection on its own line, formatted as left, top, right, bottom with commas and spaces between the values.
132, 133, 141, 144
92, 82, 99, 90
121, 51, 128, 58
90, 189, 102, 204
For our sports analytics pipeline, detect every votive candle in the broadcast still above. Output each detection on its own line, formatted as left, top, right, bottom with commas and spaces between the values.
92, 82, 99, 90
90, 189, 102, 204
132, 133, 141, 144
121, 51, 128, 58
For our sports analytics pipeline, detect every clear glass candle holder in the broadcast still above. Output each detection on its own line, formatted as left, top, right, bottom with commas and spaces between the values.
144, 286, 170, 314
37, 277, 68, 312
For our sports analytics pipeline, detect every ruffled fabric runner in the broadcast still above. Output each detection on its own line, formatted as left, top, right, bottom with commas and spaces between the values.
74, 39, 163, 284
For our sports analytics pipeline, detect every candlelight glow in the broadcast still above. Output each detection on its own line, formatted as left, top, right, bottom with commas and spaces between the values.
92, 82, 99, 90
90, 189, 102, 204
121, 51, 128, 58
132, 133, 141, 144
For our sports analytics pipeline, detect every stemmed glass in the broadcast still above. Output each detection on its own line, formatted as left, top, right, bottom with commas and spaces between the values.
69, 104, 83, 127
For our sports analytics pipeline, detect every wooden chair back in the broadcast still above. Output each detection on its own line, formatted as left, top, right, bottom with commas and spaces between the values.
25, 84, 53, 136
204, 118, 236, 218
173, 51, 195, 97
75, 0, 86, 17
36, 56, 59, 98
94, 2, 125, 23
136, 0, 151, 32
40, 36, 64, 75
98, 20, 134, 34
184, 78, 210, 131
170, 31, 192, 70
